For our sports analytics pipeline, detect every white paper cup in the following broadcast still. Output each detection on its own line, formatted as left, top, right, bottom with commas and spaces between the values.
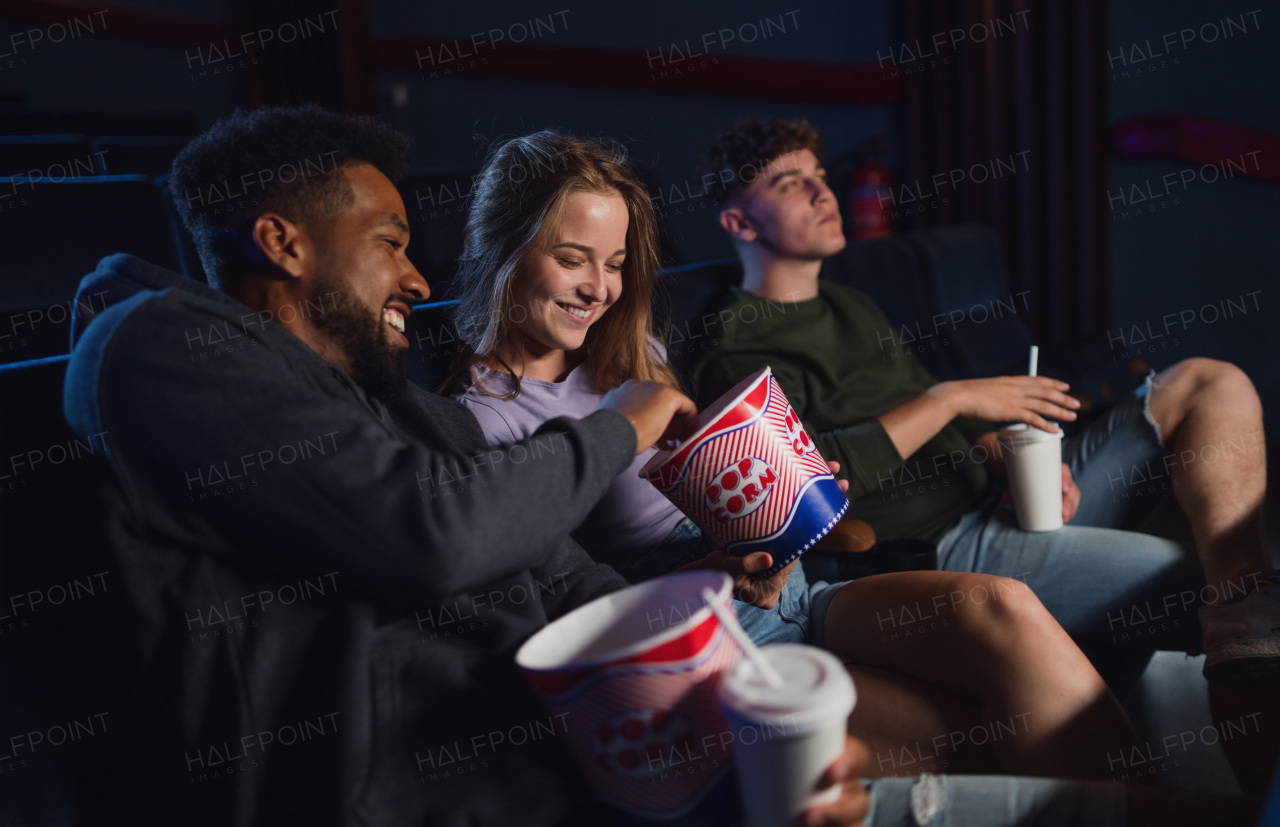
717, 645, 856, 827
997, 424, 1065, 531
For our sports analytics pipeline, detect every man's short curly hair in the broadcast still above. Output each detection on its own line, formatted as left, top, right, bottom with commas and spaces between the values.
697, 118, 823, 204
169, 105, 410, 289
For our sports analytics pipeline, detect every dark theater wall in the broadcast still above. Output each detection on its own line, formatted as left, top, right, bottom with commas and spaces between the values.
371, 0, 896, 264
0, 0, 246, 128
1107, 0, 1280, 436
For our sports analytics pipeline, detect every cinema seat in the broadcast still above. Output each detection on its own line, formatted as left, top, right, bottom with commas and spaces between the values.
154, 173, 209, 284
92, 135, 190, 176
655, 257, 741, 376
398, 170, 475, 299
61, 110, 199, 137
0, 355, 142, 825
0, 134, 95, 177
0, 110, 199, 137
820, 227, 968, 378
0, 300, 86, 365
0, 176, 183, 311
905, 224, 1029, 377
406, 300, 460, 393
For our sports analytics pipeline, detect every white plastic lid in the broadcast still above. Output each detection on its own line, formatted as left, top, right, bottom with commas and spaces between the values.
718, 644, 855, 736
996, 423, 1064, 446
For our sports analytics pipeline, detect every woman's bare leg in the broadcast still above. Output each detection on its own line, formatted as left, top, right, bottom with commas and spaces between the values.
823, 571, 1144, 780
845, 664, 1003, 778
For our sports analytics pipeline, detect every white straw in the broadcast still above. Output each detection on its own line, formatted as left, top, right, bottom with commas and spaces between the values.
701, 587, 782, 687
1028, 345, 1039, 378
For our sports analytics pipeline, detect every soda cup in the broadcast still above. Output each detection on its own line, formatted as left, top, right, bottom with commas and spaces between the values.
717, 645, 856, 827
997, 424, 1065, 531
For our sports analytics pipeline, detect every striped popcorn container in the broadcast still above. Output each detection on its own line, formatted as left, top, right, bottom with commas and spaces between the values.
639, 367, 849, 577
516, 571, 743, 821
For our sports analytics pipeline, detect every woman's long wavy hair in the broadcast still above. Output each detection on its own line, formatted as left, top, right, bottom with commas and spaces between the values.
441, 130, 678, 398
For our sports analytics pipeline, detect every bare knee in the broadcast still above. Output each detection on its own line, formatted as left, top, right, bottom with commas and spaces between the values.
1202, 359, 1260, 406
1152, 358, 1260, 437
950, 575, 1051, 639
1163, 358, 1253, 393
954, 576, 1099, 689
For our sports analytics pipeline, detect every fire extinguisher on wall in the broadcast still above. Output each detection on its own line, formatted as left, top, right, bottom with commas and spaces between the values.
847, 137, 893, 239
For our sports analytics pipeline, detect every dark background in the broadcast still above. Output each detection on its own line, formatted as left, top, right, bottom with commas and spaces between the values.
1, 0, 1277, 430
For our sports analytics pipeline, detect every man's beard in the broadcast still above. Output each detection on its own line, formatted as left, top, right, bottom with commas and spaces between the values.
311, 272, 407, 403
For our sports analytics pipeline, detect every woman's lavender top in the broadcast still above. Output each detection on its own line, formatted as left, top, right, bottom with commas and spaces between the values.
453, 363, 684, 572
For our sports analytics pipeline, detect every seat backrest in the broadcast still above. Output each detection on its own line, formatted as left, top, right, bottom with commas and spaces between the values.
656, 258, 741, 374
0, 302, 80, 366
911, 225, 1034, 377
398, 170, 476, 299
405, 300, 461, 393
819, 225, 1032, 379
0, 176, 183, 311
820, 232, 933, 334
0, 355, 138, 824
92, 135, 190, 177
0, 134, 96, 176
820, 229, 963, 378
63, 110, 199, 137
153, 173, 209, 284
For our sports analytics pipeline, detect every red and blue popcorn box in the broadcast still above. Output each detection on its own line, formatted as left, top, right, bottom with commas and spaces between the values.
640, 367, 849, 577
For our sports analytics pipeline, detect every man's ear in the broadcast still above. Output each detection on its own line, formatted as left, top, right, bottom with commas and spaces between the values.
719, 206, 758, 243
250, 213, 311, 279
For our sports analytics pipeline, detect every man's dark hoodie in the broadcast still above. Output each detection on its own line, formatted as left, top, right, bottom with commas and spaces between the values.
62, 254, 635, 826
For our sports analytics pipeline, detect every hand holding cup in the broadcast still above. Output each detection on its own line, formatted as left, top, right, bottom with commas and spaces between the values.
802, 736, 872, 827
936, 375, 1080, 434
718, 644, 857, 827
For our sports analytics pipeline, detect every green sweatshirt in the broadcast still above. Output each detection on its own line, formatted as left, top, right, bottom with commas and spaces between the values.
687, 282, 994, 544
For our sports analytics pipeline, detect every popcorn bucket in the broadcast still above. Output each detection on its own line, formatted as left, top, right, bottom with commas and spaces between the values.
516, 571, 742, 820
639, 367, 849, 576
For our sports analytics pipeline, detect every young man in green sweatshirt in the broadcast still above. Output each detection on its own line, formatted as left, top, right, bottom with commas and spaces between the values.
689, 119, 1277, 690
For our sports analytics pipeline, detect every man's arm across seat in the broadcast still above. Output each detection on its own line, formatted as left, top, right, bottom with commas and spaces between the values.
66, 292, 641, 610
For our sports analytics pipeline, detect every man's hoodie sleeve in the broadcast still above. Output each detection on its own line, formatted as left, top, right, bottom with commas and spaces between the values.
66, 294, 635, 610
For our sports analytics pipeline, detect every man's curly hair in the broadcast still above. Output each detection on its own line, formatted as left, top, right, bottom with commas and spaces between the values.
169, 105, 410, 290
697, 118, 823, 204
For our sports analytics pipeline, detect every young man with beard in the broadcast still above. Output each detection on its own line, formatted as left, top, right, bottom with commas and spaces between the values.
689, 118, 1279, 792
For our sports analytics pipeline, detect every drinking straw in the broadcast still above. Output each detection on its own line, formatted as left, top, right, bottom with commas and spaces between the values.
701, 587, 783, 687
1028, 345, 1039, 378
